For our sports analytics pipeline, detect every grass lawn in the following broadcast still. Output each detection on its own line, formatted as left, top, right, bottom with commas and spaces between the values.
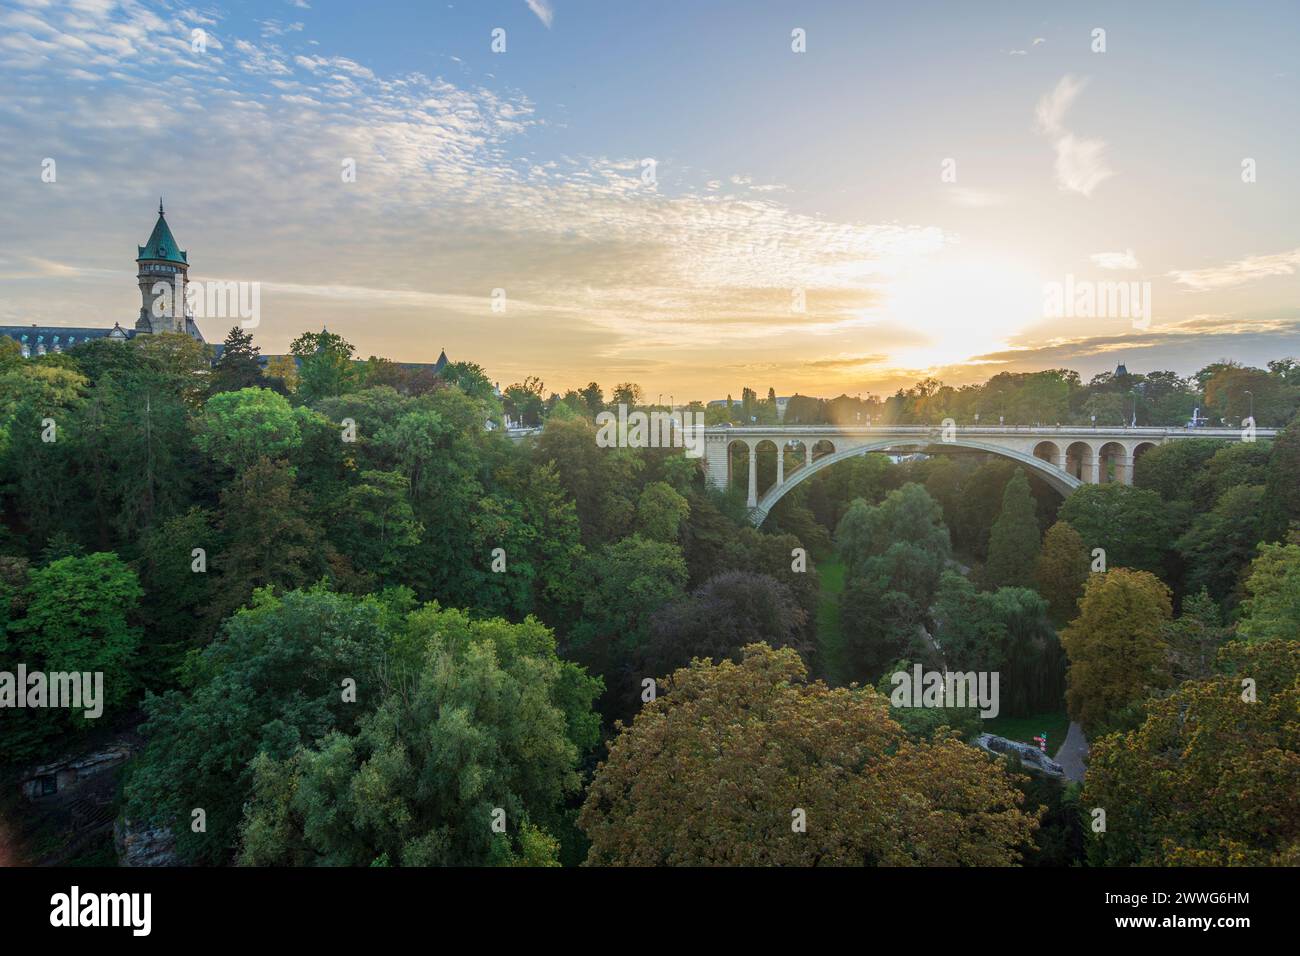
984, 710, 1071, 758
814, 552, 850, 686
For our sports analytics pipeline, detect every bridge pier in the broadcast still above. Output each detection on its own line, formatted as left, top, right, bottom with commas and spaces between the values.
746, 444, 757, 508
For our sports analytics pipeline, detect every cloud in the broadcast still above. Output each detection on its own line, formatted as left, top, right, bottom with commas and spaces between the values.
525, 0, 554, 28
1090, 250, 1140, 270
1170, 249, 1300, 291
1035, 75, 1113, 197
0, 0, 952, 363
944, 187, 1005, 208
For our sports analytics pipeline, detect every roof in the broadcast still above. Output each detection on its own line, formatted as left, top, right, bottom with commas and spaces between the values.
0, 324, 135, 350
434, 349, 449, 372
136, 201, 188, 265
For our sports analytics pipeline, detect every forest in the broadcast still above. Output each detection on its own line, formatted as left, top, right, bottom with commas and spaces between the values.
1, 327, 1297, 867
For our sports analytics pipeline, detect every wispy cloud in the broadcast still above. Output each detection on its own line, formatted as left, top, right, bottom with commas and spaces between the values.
1170, 249, 1300, 291
0, 0, 949, 359
1090, 250, 1140, 270
1035, 75, 1113, 197
525, 1, 554, 29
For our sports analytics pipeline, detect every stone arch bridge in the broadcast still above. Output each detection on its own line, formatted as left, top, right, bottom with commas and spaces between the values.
701, 425, 1271, 526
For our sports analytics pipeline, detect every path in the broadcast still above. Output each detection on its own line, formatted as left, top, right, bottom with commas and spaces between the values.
1054, 721, 1088, 783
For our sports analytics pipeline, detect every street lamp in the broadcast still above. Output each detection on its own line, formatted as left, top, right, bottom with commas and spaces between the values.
1244, 389, 1254, 422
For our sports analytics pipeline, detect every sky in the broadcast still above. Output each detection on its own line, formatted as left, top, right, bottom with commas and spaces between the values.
0, 0, 1297, 401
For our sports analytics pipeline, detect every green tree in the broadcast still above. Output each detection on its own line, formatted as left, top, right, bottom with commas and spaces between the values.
289, 329, 358, 403
636, 481, 690, 543
1175, 484, 1266, 605
10, 552, 142, 720
1133, 438, 1223, 501
125, 587, 397, 863
334, 470, 423, 586
195, 387, 302, 472
1057, 483, 1179, 573
835, 483, 950, 579
238, 605, 601, 867
209, 457, 324, 622
984, 469, 1040, 589
1263, 417, 1300, 539
209, 326, 264, 395
1237, 540, 1300, 643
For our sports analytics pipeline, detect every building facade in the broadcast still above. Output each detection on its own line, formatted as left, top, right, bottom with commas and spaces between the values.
1, 200, 206, 357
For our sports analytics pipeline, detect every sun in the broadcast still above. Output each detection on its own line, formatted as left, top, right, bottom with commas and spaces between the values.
879, 250, 1044, 371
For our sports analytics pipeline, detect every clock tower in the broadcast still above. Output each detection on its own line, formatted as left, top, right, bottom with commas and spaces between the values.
135, 198, 191, 335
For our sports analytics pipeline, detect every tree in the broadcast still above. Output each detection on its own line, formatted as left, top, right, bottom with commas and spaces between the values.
835, 483, 950, 579
1263, 417, 1300, 539
209, 326, 263, 395
635, 481, 690, 543
1033, 521, 1089, 625
572, 535, 688, 655
1084, 639, 1300, 866
931, 573, 1065, 717
640, 571, 810, 678
334, 470, 424, 586
238, 605, 601, 867
1059, 569, 1172, 732
1132, 438, 1223, 501
264, 354, 299, 393
502, 376, 546, 426
984, 469, 1040, 589
839, 547, 935, 682
125, 587, 400, 863
195, 387, 302, 472
1057, 483, 1179, 573
135, 508, 219, 670
1237, 540, 1300, 643
1175, 484, 1266, 605
9, 552, 142, 721
1163, 589, 1229, 682
579, 645, 1039, 865
289, 329, 358, 403
210, 457, 324, 621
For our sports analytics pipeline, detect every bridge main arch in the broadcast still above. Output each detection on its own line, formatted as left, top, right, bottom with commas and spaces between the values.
749, 437, 1081, 526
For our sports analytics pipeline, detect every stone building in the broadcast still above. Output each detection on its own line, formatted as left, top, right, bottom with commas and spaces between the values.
0, 200, 206, 356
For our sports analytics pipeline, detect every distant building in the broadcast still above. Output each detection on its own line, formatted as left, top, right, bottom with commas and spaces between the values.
0, 203, 453, 374
1, 200, 206, 356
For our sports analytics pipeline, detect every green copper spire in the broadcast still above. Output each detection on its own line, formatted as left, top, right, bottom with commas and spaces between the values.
137, 198, 188, 265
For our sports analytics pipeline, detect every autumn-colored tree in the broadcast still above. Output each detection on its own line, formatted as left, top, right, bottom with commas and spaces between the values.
579, 644, 1039, 866
1033, 521, 1090, 625
1084, 639, 1300, 866
984, 468, 1041, 589
1059, 569, 1172, 731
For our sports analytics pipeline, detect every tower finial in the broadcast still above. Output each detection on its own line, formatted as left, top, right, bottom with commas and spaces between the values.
159, 196, 165, 216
